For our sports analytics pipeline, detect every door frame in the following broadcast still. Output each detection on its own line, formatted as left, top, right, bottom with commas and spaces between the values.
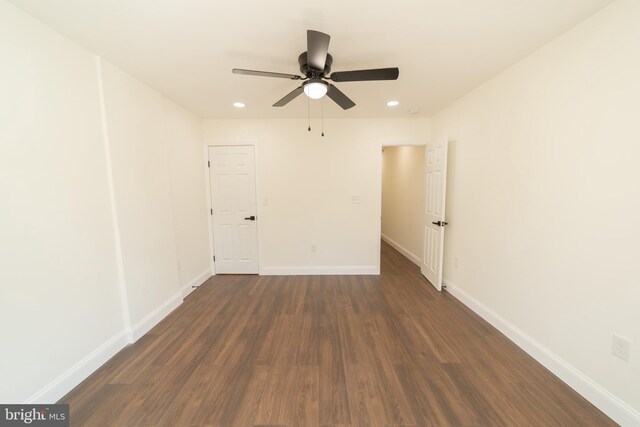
204, 141, 262, 275
375, 139, 428, 275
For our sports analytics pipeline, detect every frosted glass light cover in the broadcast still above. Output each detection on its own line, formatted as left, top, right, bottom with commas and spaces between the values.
304, 81, 328, 99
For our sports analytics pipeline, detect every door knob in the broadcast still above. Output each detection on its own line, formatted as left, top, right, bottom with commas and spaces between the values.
431, 221, 448, 226
244, 216, 256, 221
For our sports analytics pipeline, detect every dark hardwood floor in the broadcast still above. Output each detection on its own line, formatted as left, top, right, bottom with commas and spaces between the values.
60, 241, 615, 426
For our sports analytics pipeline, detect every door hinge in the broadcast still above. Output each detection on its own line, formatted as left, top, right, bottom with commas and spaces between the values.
208, 161, 210, 167
213, 255, 216, 261
210, 209, 213, 215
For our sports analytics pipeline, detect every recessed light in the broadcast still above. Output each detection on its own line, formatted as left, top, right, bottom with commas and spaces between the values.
233, 102, 246, 108
386, 100, 399, 107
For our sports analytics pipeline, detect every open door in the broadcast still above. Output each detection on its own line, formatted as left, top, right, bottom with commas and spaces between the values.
421, 139, 448, 290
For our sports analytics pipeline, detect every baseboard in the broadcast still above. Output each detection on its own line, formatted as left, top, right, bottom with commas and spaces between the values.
443, 279, 640, 427
381, 233, 421, 267
130, 291, 183, 342
26, 330, 129, 404
27, 285, 193, 404
260, 265, 378, 275
181, 267, 212, 298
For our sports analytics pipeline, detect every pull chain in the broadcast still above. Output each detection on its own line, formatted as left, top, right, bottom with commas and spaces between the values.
307, 95, 311, 131
321, 97, 325, 137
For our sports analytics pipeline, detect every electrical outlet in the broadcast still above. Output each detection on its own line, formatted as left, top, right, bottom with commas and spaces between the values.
612, 334, 632, 362
263, 197, 269, 206
454, 257, 460, 268
311, 244, 317, 253
352, 195, 360, 204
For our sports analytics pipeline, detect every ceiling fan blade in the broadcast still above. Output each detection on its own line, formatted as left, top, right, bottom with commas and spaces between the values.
330, 67, 399, 82
273, 86, 304, 107
233, 68, 301, 80
307, 30, 330, 71
326, 84, 355, 110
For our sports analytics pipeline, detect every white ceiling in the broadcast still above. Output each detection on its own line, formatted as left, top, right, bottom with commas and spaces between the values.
10, 0, 612, 118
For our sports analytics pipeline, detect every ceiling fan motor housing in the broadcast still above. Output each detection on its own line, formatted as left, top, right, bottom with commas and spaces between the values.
298, 52, 333, 77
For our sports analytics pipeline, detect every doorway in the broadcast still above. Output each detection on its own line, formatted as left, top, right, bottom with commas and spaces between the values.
380, 141, 448, 290
381, 145, 426, 268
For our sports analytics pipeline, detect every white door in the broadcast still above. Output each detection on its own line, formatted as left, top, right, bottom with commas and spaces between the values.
422, 140, 448, 290
208, 146, 259, 274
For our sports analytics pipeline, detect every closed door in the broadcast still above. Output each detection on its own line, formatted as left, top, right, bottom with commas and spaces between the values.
422, 140, 448, 290
208, 146, 259, 274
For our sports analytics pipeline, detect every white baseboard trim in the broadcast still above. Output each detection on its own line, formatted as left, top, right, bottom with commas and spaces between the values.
381, 233, 421, 267
181, 268, 212, 298
130, 291, 183, 342
260, 265, 378, 276
26, 330, 129, 404
443, 279, 640, 427
25, 280, 202, 405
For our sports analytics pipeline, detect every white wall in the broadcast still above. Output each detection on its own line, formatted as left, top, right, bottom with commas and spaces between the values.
0, 1, 125, 402
101, 60, 179, 330
432, 0, 640, 423
0, 0, 210, 403
100, 59, 210, 334
164, 101, 211, 296
203, 118, 429, 274
381, 146, 425, 264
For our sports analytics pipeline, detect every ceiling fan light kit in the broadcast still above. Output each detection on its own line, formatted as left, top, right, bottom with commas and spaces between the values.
302, 79, 328, 99
232, 29, 399, 110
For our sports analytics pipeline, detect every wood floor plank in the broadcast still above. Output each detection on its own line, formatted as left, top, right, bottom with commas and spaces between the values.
155, 363, 223, 426
254, 364, 299, 425
318, 314, 352, 425
58, 241, 616, 427
393, 362, 461, 426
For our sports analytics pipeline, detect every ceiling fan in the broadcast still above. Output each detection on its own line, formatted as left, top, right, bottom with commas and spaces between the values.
232, 30, 399, 110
